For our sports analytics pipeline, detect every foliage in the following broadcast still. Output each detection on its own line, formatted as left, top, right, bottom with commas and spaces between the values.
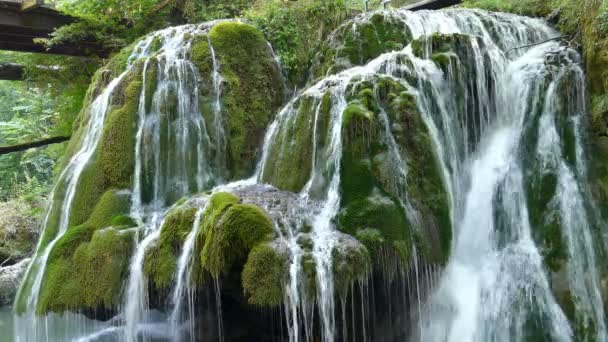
246, 0, 350, 84
0, 48, 97, 201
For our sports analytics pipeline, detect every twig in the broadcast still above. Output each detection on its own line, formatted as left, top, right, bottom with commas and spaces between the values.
0, 253, 14, 268
505, 36, 570, 54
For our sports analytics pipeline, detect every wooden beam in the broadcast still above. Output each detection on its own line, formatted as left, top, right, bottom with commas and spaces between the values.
0, 1, 109, 56
403, 0, 462, 11
21, 0, 44, 12
0, 135, 70, 155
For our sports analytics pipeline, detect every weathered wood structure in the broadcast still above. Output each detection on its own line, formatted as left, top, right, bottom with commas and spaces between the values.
0, 0, 105, 56
403, 0, 462, 11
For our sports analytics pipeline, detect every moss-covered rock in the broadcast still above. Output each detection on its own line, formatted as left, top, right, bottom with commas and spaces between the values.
332, 235, 371, 295
311, 12, 413, 79
207, 22, 285, 179
67, 67, 142, 229
201, 199, 274, 277
260, 95, 326, 192
33, 189, 134, 315
144, 207, 198, 289
242, 241, 288, 306
36, 226, 134, 316
339, 75, 451, 265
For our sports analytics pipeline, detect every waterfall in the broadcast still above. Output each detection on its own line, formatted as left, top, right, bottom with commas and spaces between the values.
124, 23, 224, 342
12, 34, 153, 341
253, 8, 607, 342
11, 7, 608, 342
168, 204, 206, 341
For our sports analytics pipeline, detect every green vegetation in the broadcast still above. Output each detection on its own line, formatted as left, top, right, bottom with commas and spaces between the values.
208, 22, 285, 179
144, 207, 198, 289
311, 12, 413, 79
67, 67, 142, 228
338, 76, 451, 265
242, 242, 288, 306
247, 0, 349, 84
200, 200, 274, 276
260, 96, 320, 192
332, 239, 371, 295
28, 189, 134, 315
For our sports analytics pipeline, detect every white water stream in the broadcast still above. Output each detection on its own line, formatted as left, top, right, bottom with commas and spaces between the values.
10, 8, 608, 342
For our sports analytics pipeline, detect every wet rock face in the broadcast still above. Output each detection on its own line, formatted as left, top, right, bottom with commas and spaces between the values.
0, 258, 30, 306
0, 200, 39, 266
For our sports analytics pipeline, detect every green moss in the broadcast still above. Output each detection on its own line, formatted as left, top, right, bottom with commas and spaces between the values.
209, 22, 285, 179
149, 35, 163, 54
431, 52, 454, 72
87, 190, 131, 229
105, 41, 138, 77
189, 35, 213, 78
111, 215, 136, 227
311, 12, 413, 79
67, 69, 141, 227
526, 172, 567, 272
343, 102, 375, 127
143, 57, 158, 113
260, 96, 317, 192
242, 242, 287, 306
301, 252, 317, 299
332, 240, 371, 295
339, 195, 410, 242
36, 226, 133, 314
201, 202, 274, 277
144, 207, 198, 289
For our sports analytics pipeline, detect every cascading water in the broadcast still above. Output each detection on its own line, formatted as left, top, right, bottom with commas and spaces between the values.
124, 23, 229, 342
254, 8, 608, 342
11, 7, 608, 342
12, 36, 152, 341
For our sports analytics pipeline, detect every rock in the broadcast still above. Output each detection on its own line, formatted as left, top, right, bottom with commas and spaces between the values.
0, 200, 40, 266
0, 258, 30, 306
546, 8, 561, 26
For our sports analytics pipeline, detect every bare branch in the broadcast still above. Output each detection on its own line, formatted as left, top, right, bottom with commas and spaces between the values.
0, 135, 71, 155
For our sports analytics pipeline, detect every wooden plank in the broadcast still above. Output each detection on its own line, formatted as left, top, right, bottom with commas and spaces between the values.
403, 0, 462, 11
0, 2, 108, 56
0, 2, 72, 32
21, 0, 44, 12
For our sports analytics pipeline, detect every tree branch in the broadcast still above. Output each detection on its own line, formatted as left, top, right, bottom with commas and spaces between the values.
506, 36, 570, 54
149, 0, 177, 15
0, 135, 71, 155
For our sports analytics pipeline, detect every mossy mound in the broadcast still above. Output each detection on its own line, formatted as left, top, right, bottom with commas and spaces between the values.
332, 235, 371, 295
144, 190, 282, 306
242, 241, 289, 306
201, 22, 285, 179
144, 207, 199, 289
311, 12, 413, 80
338, 75, 451, 265
200, 197, 274, 277
32, 190, 136, 316
260, 93, 332, 192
